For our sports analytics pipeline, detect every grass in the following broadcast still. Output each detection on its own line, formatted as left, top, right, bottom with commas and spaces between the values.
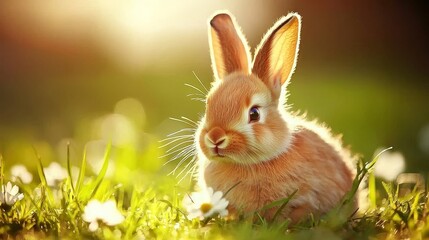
0, 141, 428, 240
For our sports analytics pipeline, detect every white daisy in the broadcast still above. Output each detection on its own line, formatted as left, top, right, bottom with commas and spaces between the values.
374, 150, 406, 181
82, 199, 125, 232
0, 181, 24, 206
182, 187, 229, 220
11, 164, 33, 184
43, 162, 68, 187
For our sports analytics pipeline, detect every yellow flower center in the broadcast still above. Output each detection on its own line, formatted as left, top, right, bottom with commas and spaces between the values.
200, 203, 213, 214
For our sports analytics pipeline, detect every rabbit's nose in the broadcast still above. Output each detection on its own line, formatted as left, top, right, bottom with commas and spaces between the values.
205, 127, 228, 148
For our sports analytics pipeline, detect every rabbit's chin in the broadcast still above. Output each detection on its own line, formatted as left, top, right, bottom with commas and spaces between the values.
200, 150, 245, 165
207, 155, 236, 163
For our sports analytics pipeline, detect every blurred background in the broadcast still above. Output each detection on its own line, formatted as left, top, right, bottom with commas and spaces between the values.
0, 0, 428, 181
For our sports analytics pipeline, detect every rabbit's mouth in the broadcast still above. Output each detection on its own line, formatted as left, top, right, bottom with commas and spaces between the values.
207, 147, 238, 163
212, 146, 226, 158
210, 154, 235, 164
214, 146, 222, 155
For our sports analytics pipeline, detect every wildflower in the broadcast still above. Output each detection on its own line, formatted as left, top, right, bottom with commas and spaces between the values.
0, 181, 24, 206
374, 150, 405, 181
43, 162, 67, 186
11, 164, 33, 184
183, 187, 229, 220
82, 199, 124, 232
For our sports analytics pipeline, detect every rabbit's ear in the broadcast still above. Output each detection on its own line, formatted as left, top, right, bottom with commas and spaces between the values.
252, 13, 301, 97
209, 12, 251, 80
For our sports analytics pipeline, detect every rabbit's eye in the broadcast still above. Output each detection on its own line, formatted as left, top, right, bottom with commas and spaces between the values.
249, 106, 260, 123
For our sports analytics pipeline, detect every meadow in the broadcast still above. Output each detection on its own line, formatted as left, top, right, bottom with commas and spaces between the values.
0, 137, 428, 239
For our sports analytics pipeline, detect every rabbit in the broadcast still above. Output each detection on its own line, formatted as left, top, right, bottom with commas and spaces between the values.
194, 11, 357, 223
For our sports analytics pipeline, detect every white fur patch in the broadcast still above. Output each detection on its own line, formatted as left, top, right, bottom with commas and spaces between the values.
250, 93, 271, 114
226, 91, 294, 164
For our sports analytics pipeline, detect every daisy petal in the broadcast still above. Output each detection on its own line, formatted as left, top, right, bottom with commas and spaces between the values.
206, 187, 214, 197
216, 199, 229, 210
17, 193, 24, 201
219, 209, 229, 217
10, 185, 19, 196
6, 182, 12, 192
0, 182, 24, 206
211, 191, 223, 205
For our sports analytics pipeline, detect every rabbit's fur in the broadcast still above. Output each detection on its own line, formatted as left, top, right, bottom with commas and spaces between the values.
195, 12, 357, 223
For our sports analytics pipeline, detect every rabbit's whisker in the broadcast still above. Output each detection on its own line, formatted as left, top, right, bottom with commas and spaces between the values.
166, 128, 196, 137
176, 155, 197, 179
187, 93, 205, 97
170, 117, 198, 127
160, 136, 193, 148
191, 98, 206, 102
165, 139, 194, 153
185, 83, 206, 96
180, 116, 199, 126
169, 151, 196, 175
192, 71, 209, 93
162, 146, 194, 166
162, 144, 194, 160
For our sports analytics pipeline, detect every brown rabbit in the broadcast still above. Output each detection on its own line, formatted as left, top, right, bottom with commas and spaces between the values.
195, 12, 357, 223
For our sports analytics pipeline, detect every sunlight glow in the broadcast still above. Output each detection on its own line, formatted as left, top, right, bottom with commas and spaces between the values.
0, 0, 274, 71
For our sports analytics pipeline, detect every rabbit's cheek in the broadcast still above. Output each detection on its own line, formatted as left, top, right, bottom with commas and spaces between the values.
251, 123, 268, 143
249, 123, 279, 153
224, 131, 247, 155
253, 120, 284, 147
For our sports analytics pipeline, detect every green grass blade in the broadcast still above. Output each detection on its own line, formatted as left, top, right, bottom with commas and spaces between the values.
366, 147, 393, 170
381, 181, 395, 207
159, 197, 189, 219
66, 142, 75, 193
254, 212, 265, 224
271, 190, 298, 222
410, 192, 421, 221
368, 172, 376, 208
341, 148, 392, 208
257, 190, 298, 213
76, 145, 87, 195
33, 147, 54, 208
118, 185, 125, 209
392, 207, 408, 223
34, 147, 48, 187
89, 142, 112, 199
223, 181, 241, 198
341, 158, 366, 206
